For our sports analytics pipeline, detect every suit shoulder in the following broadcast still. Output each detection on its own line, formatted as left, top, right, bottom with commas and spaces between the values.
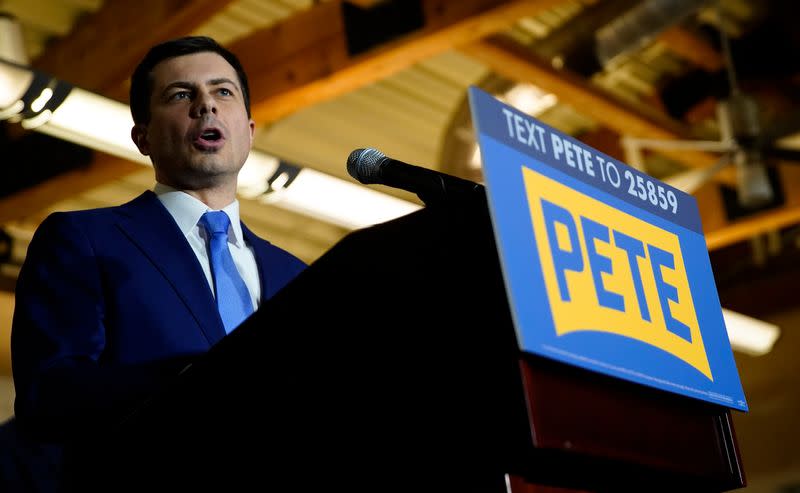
34, 206, 121, 237
36, 192, 152, 231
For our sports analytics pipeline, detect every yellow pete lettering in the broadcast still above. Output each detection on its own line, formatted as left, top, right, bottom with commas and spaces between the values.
523, 167, 712, 381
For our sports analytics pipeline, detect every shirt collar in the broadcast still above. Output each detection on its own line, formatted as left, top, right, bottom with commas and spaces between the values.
154, 182, 245, 247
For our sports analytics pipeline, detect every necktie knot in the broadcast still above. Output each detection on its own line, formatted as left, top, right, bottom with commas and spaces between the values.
200, 210, 231, 237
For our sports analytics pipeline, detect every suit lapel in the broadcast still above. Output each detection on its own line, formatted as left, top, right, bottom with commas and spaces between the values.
242, 223, 271, 303
114, 191, 227, 345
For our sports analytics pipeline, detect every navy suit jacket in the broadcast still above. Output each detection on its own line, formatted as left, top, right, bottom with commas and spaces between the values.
11, 190, 306, 438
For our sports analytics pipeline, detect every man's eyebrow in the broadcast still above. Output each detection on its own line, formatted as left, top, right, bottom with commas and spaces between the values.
208, 78, 239, 90
160, 78, 239, 95
161, 81, 194, 95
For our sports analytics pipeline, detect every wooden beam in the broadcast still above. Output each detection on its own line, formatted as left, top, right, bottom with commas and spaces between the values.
344, 0, 386, 7
704, 164, 800, 250
0, 153, 143, 225
657, 27, 723, 72
233, 0, 568, 124
462, 36, 730, 173
33, 0, 236, 99
705, 205, 800, 250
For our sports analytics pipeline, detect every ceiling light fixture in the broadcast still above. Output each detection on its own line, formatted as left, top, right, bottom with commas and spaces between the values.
501, 83, 558, 117
721, 309, 780, 357
0, 13, 26, 64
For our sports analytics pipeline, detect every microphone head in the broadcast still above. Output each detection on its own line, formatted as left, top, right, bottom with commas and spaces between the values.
347, 148, 386, 184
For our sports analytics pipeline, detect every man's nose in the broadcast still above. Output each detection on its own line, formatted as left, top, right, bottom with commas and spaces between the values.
191, 92, 216, 117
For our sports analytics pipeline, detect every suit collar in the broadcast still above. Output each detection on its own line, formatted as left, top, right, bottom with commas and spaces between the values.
115, 191, 227, 345
152, 183, 246, 248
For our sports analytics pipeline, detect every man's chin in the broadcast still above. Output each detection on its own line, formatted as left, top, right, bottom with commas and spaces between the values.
162, 167, 236, 190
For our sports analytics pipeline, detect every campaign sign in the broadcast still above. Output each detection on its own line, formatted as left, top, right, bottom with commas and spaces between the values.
468, 86, 747, 411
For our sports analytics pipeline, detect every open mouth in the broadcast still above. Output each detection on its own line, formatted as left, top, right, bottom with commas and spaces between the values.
200, 129, 222, 141
193, 127, 225, 149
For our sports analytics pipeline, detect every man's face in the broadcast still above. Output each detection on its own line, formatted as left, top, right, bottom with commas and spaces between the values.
131, 51, 255, 191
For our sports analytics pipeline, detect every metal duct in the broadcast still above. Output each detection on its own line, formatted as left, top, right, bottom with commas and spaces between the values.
595, 0, 713, 66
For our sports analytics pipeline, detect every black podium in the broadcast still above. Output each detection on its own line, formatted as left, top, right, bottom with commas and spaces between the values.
66, 190, 745, 492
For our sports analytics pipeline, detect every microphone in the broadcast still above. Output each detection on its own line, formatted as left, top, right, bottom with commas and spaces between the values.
347, 148, 484, 204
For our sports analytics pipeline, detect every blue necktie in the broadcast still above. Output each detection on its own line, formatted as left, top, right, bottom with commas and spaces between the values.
199, 211, 254, 333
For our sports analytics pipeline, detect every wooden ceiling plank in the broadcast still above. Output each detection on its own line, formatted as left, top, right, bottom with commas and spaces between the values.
238, 0, 568, 124
32, 0, 237, 98
0, 153, 143, 225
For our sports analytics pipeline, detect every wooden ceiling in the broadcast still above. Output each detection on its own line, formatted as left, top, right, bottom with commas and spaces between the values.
2, 0, 800, 490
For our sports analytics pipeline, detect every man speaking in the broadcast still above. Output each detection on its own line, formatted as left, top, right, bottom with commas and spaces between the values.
9, 36, 306, 492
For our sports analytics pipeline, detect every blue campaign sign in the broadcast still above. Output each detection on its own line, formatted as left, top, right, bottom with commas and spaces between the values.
468, 86, 747, 411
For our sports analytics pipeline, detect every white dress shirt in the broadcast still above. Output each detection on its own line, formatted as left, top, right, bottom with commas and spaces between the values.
154, 183, 261, 309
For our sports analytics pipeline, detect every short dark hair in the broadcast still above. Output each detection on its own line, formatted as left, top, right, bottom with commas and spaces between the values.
129, 36, 251, 124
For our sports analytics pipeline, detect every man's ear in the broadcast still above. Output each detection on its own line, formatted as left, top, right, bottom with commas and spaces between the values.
248, 119, 255, 147
131, 124, 150, 155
